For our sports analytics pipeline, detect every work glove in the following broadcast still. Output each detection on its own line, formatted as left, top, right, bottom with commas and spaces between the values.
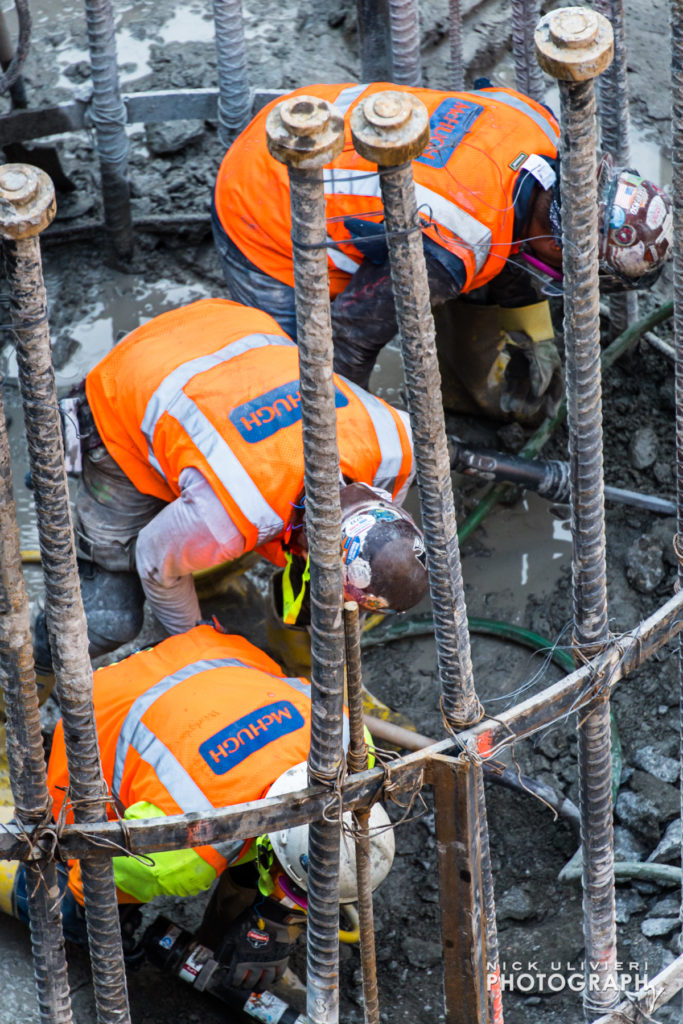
214, 897, 305, 992
499, 330, 563, 422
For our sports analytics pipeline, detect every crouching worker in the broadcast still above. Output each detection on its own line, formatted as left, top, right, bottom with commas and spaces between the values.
33, 297, 427, 682
1, 625, 394, 990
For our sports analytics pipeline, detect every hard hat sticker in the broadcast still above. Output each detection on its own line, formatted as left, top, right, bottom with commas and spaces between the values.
342, 535, 361, 564
646, 195, 666, 230
346, 558, 372, 590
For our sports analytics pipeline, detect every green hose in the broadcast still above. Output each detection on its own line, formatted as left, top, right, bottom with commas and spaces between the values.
361, 613, 622, 801
456, 300, 673, 545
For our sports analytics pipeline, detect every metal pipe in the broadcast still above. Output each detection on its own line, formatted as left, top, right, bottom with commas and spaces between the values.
0, 163, 132, 1024
672, 0, 683, 955
0, 199, 73, 1019
212, 0, 251, 147
591, 0, 638, 334
344, 603, 379, 1024
350, 91, 482, 731
535, 11, 618, 1018
356, 0, 393, 82
83, 0, 133, 260
265, 97, 346, 1024
511, 0, 545, 102
388, 0, 422, 86
448, 0, 464, 91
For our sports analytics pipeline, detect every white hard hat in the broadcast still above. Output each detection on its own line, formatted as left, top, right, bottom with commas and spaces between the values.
266, 762, 395, 904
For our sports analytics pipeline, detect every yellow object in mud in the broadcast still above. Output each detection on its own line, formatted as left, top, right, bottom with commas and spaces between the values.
498, 300, 554, 344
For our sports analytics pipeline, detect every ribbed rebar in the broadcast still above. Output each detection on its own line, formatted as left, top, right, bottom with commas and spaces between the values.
591, 0, 638, 333
558, 75, 617, 1020
83, 0, 132, 260
672, 0, 683, 935
344, 603, 379, 1024
356, 0, 393, 82
0, 378, 73, 1024
477, 769, 503, 1024
266, 99, 347, 1024
448, 0, 464, 91
212, 0, 251, 147
3, 227, 131, 1022
0, 2, 31, 96
388, 0, 422, 86
512, 0, 545, 102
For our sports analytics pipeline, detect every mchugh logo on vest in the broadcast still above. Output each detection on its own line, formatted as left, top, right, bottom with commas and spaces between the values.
230, 380, 349, 443
199, 700, 305, 775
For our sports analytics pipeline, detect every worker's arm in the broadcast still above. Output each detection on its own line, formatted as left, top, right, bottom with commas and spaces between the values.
331, 251, 465, 390
135, 467, 246, 634
112, 802, 217, 900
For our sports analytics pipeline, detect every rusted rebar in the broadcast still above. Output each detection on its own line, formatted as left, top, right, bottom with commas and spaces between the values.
0, 163, 132, 1024
511, 0, 545, 102
344, 602, 379, 1024
266, 97, 346, 1024
672, 0, 683, 936
350, 90, 482, 731
212, 0, 250, 147
0, 305, 72, 1019
448, 0, 464, 91
535, 11, 618, 1018
591, 0, 638, 332
388, 0, 422, 86
83, 0, 133, 260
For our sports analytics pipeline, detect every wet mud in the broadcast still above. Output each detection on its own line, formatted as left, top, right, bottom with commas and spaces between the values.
1, 0, 682, 1022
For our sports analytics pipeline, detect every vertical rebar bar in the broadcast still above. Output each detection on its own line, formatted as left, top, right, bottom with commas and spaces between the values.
350, 92, 482, 731
83, 0, 133, 260
212, 0, 251, 148
388, 0, 422, 86
266, 98, 346, 1024
344, 602, 379, 1024
672, 0, 683, 941
591, 0, 638, 333
356, 0, 393, 82
0, 163, 132, 1024
448, 0, 464, 91
512, 0, 545, 102
0, 202, 73, 1020
535, 11, 617, 1018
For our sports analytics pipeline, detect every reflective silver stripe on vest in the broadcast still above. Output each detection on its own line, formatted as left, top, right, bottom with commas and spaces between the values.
334, 83, 368, 116
341, 377, 405, 493
323, 168, 491, 274
476, 90, 559, 146
140, 332, 294, 543
327, 238, 362, 275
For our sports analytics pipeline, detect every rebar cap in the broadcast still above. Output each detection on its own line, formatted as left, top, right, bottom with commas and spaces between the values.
534, 8, 613, 82
350, 90, 429, 167
0, 164, 56, 240
266, 96, 345, 169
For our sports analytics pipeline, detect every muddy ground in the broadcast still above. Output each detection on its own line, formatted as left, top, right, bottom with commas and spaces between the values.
1, 0, 683, 1021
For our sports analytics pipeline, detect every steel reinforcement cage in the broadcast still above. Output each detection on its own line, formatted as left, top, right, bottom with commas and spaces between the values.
0, 2, 683, 1023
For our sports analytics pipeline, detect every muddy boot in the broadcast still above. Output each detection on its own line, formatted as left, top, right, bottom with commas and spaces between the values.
197, 862, 259, 951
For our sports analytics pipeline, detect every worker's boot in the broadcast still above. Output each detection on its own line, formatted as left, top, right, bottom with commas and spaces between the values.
196, 862, 261, 950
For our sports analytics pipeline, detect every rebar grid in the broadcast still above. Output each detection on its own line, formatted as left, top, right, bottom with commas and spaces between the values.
0, 387, 73, 1024
591, 0, 638, 333
287, 163, 347, 1024
375, 163, 481, 729
344, 602, 379, 1024
3, 234, 131, 1024
557, 77, 617, 1016
212, 0, 250, 147
512, 0, 545, 102
388, 0, 422, 86
448, 0, 464, 90
83, 0, 132, 260
672, 0, 683, 937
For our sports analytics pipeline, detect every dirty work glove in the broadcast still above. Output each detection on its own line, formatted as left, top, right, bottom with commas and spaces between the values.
499, 331, 563, 423
214, 897, 305, 992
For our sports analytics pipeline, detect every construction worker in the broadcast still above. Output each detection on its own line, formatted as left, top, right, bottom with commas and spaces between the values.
2, 625, 393, 989
32, 297, 426, 676
213, 82, 673, 421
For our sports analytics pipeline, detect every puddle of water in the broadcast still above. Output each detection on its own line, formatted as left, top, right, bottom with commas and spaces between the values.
158, 8, 215, 45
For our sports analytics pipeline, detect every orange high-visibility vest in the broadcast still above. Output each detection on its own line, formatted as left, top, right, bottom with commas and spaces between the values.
214, 82, 559, 297
85, 298, 413, 553
46, 626, 334, 878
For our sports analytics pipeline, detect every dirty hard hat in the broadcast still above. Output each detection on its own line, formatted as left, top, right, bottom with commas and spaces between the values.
339, 483, 428, 613
597, 153, 673, 291
266, 762, 395, 903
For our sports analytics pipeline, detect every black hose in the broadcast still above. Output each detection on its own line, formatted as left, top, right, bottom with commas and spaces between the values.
0, 1, 31, 96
